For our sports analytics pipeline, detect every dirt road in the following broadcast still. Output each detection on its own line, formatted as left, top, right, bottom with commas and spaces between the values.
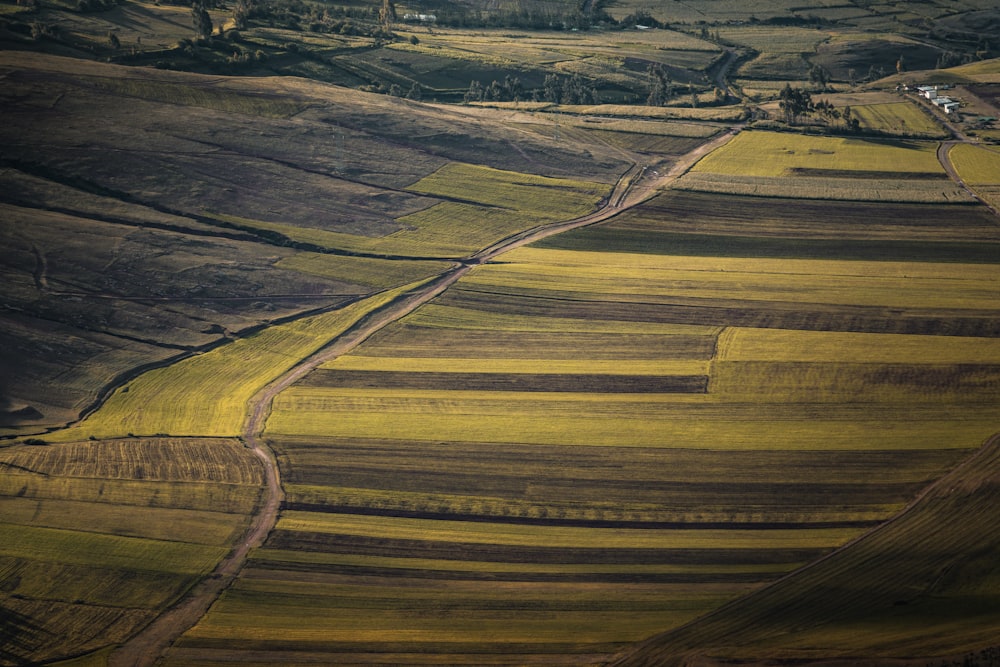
107, 125, 740, 667
937, 140, 999, 216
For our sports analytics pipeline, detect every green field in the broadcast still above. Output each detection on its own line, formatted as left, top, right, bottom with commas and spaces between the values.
689, 131, 944, 178
47, 281, 425, 440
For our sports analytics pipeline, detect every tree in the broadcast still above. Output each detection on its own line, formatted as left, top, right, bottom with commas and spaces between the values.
779, 83, 813, 124
486, 79, 503, 101
192, 0, 213, 40
233, 0, 252, 30
463, 80, 483, 104
808, 64, 829, 92
406, 82, 422, 101
107, 30, 120, 49
542, 74, 561, 104
645, 64, 672, 107
502, 75, 522, 103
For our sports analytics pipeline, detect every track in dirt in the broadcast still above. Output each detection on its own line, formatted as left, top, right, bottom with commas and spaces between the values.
106, 126, 741, 667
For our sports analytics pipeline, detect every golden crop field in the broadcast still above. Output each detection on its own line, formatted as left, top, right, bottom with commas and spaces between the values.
949, 142, 1000, 185
46, 281, 424, 440
851, 102, 945, 136
689, 130, 944, 178
463, 247, 1000, 311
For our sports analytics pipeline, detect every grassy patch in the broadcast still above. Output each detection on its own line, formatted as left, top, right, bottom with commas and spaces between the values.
690, 131, 944, 178
950, 142, 1000, 185
0, 437, 262, 664
851, 102, 946, 137
46, 282, 426, 440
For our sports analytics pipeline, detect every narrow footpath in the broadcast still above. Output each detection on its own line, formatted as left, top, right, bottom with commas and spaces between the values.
107, 125, 741, 667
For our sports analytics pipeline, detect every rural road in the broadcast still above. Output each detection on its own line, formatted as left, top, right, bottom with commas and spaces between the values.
937, 140, 999, 216
107, 124, 740, 667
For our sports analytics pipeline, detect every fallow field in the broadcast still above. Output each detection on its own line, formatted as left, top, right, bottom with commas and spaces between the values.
165, 132, 1000, 665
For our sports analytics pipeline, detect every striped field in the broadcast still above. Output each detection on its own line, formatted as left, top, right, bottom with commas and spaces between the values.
169, 200, 999, 664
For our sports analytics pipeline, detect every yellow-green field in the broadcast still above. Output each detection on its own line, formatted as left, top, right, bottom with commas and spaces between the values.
950, 142, 1000, 185
851, 102, 946, 137
46, 281, 424, 440
689, 130, 944, 177
676, 130, 971, 201
171, 212, 1000, 664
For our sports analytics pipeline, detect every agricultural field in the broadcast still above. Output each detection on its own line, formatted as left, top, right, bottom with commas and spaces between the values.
4, 0, 1000, 664
46, 280, 427, 441
610, 436, 1000, 666
168, 188, 1000, 664
675, 130, 974, 201
850, 102, 946, 137
0, 437, 263, 664
949, 143, 1000, 211
535, 189, 1000, 260
0, 50, 633, 436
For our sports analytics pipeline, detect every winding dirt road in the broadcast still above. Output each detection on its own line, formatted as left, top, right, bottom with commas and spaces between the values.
107, 125, 740, 667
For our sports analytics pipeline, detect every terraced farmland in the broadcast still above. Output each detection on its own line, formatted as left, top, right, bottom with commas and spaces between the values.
167, 185, 1000, 664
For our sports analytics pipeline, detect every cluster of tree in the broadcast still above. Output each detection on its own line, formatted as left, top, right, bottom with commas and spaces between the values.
778, 84, 813, 124
778, 85, 861, 131
539, 73, 599, 105
463, 73, 599, 105
645, 64, 674, 106
464, 75, 524, 103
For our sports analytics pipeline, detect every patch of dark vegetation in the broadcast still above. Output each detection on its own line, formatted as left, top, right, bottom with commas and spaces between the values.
446, 289, 1000, 337
535, 229, 1000, 264
264, 530, 827, 566
301, 369, 709, 393
283, 503, 882, 532
251, 559, 780, 584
